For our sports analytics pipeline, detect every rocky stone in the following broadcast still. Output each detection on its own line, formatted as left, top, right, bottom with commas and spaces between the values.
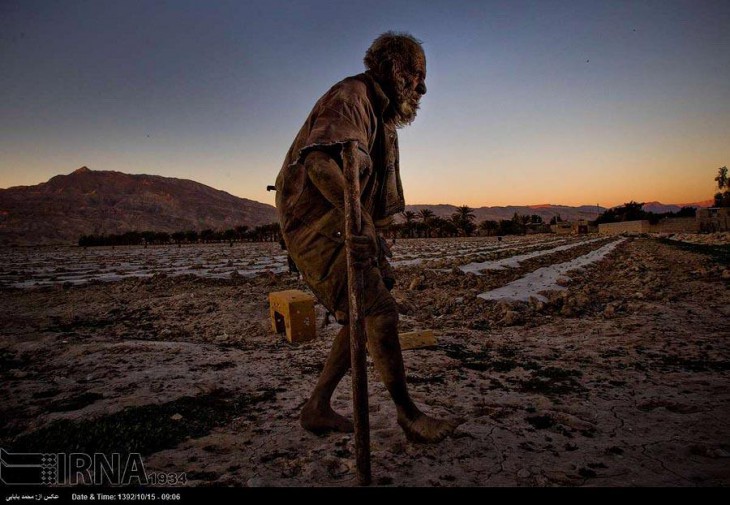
409, 276, 424, 291
556, 276, 571, 287
574, 293, 590, 308
547, 290, 567, 304
496, 300, 513, 313
529, 296, 545, 312
500, 310, 523, 326
560, 306, 574, 317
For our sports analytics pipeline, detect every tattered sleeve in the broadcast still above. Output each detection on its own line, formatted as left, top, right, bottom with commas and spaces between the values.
275, 79, 380, 242
294, 86, 376, 169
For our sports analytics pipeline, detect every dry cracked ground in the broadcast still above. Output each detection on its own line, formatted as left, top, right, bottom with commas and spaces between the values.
1, 235, 728, 487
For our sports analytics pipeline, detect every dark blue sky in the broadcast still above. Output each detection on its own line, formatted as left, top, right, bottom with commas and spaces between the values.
1, 0, 728, 206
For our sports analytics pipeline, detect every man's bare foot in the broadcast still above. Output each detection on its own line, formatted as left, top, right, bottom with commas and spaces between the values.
398, 412, 458, 443
300, 401, 354, 434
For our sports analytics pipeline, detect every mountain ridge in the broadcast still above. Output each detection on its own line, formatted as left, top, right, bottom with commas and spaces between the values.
0, 167, 711, 245
0, 167, 278, 245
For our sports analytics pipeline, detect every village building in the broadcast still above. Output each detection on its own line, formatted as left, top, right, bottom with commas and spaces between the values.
597, 212, 726, 234
697, 207, 730, 232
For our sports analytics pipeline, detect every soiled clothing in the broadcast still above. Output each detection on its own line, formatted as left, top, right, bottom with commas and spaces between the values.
275, 71, 404, 318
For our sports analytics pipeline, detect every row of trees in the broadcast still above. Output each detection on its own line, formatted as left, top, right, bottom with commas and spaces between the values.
390, 165, 726, 237
395, 200, 704, 238
480, 213, 549, 236
75, 203, 702, 247
78, 207, 543, 247
78, 223, 281, 247
396, 207, 475, 238
593, 201, 696, 225
78, 165, 727, 247
390, 206, 549, 238
393, 166, 727, 237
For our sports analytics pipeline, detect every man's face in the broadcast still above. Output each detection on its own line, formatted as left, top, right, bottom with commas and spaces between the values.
392, 52, 427, 128
408, 56, 427, 98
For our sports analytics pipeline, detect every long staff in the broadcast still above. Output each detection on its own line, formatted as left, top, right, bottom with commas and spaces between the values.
342, 140, 371, 486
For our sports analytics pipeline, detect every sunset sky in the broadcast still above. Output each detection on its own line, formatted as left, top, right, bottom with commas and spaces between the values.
1, 0, 728, 208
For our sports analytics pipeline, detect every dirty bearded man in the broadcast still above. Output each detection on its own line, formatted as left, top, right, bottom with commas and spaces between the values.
275, 32, 457, 442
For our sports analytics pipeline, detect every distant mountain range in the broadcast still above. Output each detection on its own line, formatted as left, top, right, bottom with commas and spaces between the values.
0, 167, 277, 245
0, 167, 712, 245
402, 200, 710, 224
402, 203, 605, 224
641, 201, 713, 214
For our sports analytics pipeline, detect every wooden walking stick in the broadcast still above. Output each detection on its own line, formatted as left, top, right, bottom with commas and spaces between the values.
342, 140, 372, 486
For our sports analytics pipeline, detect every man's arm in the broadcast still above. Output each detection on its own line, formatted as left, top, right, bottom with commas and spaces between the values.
304, 150, 347, 213
304, 149, 377, 263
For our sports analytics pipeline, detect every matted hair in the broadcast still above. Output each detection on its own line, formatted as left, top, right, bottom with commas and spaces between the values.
363, 31, 424, 82
364, 31, 425, 127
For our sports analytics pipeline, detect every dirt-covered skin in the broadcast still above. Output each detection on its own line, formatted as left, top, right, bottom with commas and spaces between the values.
1, 236, 728, 486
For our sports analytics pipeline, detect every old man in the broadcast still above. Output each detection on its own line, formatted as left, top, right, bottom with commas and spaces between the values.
275, 32, 456, 443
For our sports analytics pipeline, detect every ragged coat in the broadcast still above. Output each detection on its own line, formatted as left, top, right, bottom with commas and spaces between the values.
275, 71, 404, 314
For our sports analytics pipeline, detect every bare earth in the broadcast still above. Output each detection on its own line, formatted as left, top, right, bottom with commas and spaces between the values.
1, 235, 728, 487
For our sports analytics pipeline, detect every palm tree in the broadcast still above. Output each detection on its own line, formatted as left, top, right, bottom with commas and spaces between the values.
451, 205, 476, 236
418, 208, 434, 221
432, 216, 457, 237
418, 209, 435, 237
715, 166, 728, 191
401, 211, 417, 238
478, 219, 499, 236
223, 229, 237, 243
235, 225, 249, 241
456, 205, 476, 223
715, 166, 729, 207
171, 231, 186, 244
185, 230, 199, 243
200, 229, 216, 243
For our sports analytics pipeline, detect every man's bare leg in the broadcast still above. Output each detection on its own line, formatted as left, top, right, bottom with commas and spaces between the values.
300, 325, 354, 433
365, 310, 457, 442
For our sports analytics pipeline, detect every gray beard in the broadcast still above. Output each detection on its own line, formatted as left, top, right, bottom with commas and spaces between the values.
376, 71, 422, 129
393, 92, 420, 129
